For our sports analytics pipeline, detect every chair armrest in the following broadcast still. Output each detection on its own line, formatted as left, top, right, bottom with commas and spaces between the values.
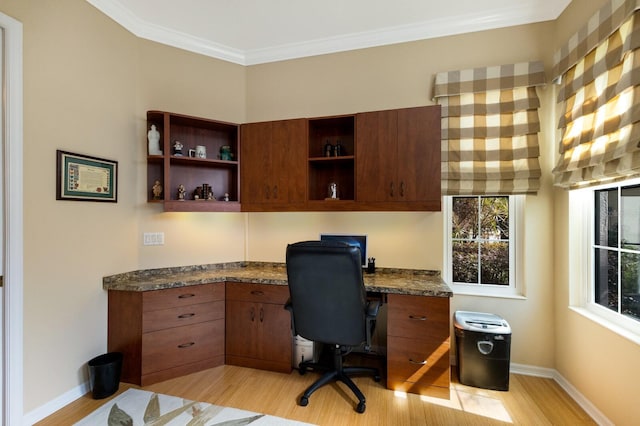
366, 300, 380, 319
364, 300, 380, 351
284, 299, 295, 334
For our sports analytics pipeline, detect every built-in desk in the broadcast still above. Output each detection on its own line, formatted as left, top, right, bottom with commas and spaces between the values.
104, 262, 453, 397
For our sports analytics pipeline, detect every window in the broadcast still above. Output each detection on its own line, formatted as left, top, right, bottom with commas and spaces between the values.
593, 182, 640, 322
444, 195, 523, 297
570, 178, 640, 341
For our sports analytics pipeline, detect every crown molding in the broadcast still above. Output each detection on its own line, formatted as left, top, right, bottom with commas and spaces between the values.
87, 0, 568, 66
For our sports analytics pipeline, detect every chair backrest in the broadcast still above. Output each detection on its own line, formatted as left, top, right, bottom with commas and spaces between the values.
286, 240, 368, 346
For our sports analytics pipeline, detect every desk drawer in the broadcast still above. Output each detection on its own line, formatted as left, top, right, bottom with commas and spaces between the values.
387, 294, 449, 340
143, 283, 224, 312
226, 282, 289, 304
387, 335, 450, 389
141, 319, 224, 375
143, 300, 224, 333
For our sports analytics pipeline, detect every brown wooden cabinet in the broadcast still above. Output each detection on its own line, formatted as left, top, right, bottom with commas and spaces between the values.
240, 119, 307, 211
386, 293, 450, 398
146, 111, 241, 212
356, 106, 441, 210
108, 283, 225, 386
225, 282, 292, 373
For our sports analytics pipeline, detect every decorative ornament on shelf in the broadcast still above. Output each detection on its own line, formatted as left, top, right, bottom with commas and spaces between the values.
177, 184, 185, 200
173, 141, 183, 156
152, 180, 163, 200
147, 125, 162, 155
220, 145, 233, 161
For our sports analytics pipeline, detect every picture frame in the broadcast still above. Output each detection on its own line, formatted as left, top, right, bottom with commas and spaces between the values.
56, 150, 118, 202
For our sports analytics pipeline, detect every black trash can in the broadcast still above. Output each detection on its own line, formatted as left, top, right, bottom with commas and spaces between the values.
88, 352, 123, 399
454, 311, 511, 391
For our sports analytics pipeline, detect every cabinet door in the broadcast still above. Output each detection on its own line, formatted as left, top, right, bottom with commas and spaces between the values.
225, 299, 261, 359
225, 300, 292, 372
396, 106, 441, 203
272, 119, 307, 204
241, 122, 274, 204
241, 119, 307, 207
356, 110, 398, 202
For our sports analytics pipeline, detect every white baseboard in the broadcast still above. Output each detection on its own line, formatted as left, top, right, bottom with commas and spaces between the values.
23, 381, 90, 425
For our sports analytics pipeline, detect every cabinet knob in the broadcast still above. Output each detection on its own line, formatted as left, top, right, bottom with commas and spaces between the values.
260, 307, 264, 322
251, 290, 265, 296
409, 358, 427, 365
177, 342, 195, 349
390, 182, 395, 197
250, 306, 255, 321
265, 185, 270, 199
178, 293, 195, 299
273, 185, 278, 199
177, 313, 195, 319
400, 181, 405, 197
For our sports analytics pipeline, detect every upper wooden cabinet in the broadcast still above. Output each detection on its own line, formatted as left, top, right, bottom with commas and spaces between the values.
146, 111, 241, 212
240, 119, 307, 211
147, 106, 441, 212
356, 106, 441, 211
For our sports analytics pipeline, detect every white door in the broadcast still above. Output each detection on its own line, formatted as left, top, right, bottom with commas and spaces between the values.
0, 27, 5, 416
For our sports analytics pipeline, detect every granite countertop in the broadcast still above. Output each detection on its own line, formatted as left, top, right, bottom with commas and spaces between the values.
103, 261, 452, 297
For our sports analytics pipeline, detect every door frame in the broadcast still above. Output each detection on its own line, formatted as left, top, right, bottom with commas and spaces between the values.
1, 12, 24, 426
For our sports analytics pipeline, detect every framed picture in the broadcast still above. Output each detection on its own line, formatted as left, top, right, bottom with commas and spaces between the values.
56, 150, 118, 202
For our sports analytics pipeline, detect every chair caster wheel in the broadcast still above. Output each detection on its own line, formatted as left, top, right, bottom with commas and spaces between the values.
356, 401, 366, 413
374, 374, 381, 382
299, 396, 309, 407
298, 367, 307, 375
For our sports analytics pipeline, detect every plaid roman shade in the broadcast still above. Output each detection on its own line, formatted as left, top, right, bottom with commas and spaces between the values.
433, 62, 545, 195
552, 0, 640, 188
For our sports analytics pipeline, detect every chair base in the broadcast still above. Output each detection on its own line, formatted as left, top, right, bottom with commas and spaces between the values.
298, 345, 380, 413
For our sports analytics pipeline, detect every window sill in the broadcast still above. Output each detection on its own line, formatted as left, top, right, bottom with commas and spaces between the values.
451, 286, 527, 300
569, 306, 640, 346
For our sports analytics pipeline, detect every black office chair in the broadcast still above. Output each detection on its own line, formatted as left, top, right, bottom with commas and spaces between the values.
285, 240, 381, 413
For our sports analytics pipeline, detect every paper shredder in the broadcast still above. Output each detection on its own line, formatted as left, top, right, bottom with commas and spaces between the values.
454, 311, 511, 391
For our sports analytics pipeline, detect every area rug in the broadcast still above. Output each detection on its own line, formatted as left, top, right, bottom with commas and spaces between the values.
74, 388, 314, 425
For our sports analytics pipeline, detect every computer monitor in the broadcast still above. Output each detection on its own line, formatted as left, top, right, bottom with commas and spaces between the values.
319, 234, 368, 267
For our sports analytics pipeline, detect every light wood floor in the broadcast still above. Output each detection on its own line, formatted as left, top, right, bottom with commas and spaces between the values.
36, 364, 596, 425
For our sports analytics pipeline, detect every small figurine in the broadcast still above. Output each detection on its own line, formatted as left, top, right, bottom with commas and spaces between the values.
329, 182, 338, 199
147, 125, 162, 155
223, 193, 230, 202
173, 140, 183, 156
207, 191, 215, 200
152, 180, 163, 200
177, 184, 186, 200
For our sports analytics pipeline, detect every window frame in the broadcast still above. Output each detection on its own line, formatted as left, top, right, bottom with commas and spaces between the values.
443, 194, 525, 298
569, 179, 640, 343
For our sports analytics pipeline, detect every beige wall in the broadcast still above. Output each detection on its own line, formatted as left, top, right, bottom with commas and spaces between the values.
2, 0, 638, 423
552, 1, 640, 425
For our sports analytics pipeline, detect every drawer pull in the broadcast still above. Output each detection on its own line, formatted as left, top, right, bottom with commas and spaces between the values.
250, 290, 265, 296
409, 315, 427, 321
250, 307, 255, 321
178, 342, 195, 349
259, 307, 264, 322
409, 358, 427, 365
178, 313, 195, 319
178, 293, 196, 299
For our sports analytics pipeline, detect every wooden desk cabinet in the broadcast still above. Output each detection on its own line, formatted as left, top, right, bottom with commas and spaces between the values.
108, 283, 225, 386
386, 293, 450, 398
225, 282, 292, 373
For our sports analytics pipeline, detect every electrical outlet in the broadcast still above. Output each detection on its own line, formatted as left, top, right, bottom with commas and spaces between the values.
143, 232, 164, 246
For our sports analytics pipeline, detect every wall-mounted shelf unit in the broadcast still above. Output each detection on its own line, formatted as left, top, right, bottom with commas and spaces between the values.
146, 111, 240, 212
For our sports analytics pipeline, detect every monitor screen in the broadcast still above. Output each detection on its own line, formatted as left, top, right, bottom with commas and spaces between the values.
319, 234, 368, 267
